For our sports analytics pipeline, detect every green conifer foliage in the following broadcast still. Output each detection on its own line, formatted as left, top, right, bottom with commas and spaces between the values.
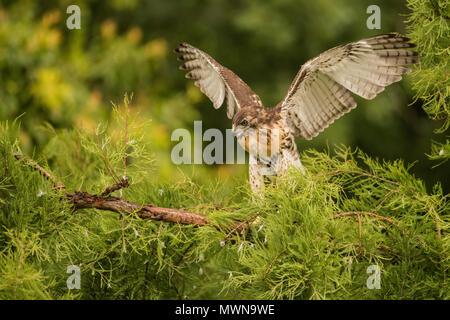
1, 118, 448, 299
406, 0, 450, 162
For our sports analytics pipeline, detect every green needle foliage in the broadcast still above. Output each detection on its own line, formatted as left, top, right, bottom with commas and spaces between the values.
406, 0, 450, 162
1, 116, 448, 300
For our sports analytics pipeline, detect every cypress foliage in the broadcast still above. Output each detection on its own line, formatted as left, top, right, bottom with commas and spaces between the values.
1, 114, 448, 299
406, 0, 450, 162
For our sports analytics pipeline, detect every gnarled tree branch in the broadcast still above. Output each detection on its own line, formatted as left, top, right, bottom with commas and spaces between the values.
66, 191, 208, 225
14, 153, 209, 226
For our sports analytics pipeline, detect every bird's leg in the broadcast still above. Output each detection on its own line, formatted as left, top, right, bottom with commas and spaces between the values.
278, 148, 306, 177
249, 162, 265, 198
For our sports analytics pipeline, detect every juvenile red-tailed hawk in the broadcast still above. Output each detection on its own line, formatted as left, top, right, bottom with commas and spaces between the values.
175, 34, 419, 193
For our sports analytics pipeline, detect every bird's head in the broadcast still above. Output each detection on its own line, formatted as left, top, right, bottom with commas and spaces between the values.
231, 106, 260, 138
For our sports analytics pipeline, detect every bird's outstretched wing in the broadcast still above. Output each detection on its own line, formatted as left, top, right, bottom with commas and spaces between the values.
278, 34, 419, 140
175, 43, 263, 119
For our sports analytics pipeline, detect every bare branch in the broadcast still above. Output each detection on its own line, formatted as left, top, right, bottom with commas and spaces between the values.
14, 154, 65, 190
66, 191, 209, 226
100, 177, 129, 197
223, 216, 256, 241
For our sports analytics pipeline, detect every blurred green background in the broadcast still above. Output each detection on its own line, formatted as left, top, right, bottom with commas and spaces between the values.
0, 0, 448, 192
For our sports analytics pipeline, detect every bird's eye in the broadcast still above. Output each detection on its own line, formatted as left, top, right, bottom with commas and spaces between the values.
240, 120, 249, 126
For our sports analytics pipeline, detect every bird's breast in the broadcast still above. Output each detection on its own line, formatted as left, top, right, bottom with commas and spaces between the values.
237, 126, 286, 162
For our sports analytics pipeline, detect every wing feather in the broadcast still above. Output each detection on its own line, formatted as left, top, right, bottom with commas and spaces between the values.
176, 43, 263, 118
279, 34, 419, 139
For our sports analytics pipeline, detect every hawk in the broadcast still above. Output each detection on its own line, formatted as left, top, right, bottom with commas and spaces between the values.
175, 34, 419, 193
